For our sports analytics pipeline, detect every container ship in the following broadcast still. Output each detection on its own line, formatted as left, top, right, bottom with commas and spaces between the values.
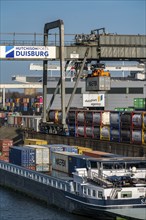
0, 148, 146, 220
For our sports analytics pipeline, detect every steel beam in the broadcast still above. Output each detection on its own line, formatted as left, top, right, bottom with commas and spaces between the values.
43, 20, 66, 127
66, 47, 90, 115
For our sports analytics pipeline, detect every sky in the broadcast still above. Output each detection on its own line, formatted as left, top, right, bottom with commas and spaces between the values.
0, 0, 146, 84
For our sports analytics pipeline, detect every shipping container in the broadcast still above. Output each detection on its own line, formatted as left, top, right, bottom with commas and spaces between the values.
83, 150, 115, 158
42, 144, 78, 162
24, 139, 48, 145
73, 146, 92, 155
9, 146, 35, 167
68, 154, 90, 174
0, 112, 6, 118
134, 98, 146, 109
0, 139, 13, 152
0, 155, 9, 162
25, 145, 50, 164
52, 151, 79, 173
35, 164, 50, 172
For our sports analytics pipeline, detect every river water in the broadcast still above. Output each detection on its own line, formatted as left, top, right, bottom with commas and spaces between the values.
0, 187, 96, 220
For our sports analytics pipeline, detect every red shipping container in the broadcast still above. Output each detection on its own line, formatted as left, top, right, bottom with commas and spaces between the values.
0, 139, 13, 152
83, 150, 112, 158
0, 155, 9, 162
2, 151, 9, 157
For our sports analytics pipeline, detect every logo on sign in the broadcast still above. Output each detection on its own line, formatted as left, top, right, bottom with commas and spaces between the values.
97, 95, 103, 102
5, 46, 14, 58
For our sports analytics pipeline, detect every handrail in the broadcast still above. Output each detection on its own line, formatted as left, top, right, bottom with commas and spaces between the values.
0, 160, 71, 192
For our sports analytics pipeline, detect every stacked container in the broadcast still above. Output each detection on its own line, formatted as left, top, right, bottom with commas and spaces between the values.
24, 145, 50, 172
24, 139, 48, 145
51, 151, 89, 175
83, 150, 116, 158
100, 111, 110, 141
0, 139, 13, 162
42, 144, 78, 162
110, 111, 121, 142
9, 146, 36, 170
75, 146, 92, 154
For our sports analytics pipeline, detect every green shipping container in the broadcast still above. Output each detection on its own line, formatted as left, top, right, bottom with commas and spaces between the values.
115, 108, 125, 111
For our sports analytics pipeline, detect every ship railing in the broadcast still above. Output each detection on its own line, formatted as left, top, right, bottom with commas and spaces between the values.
91, 171, 113, 187
0, 161, 72, 192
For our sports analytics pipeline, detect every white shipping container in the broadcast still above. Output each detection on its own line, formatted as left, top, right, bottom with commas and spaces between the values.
25, 145, 50, 164
52, 151, 78, 173
36, 164, 50, 172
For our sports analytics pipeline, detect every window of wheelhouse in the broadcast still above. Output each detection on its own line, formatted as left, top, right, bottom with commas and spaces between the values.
92, 189, 96, 197
121, 191, 132, 198
102, 162, 113, 170
83, 186, 87, 195
98, 191, 103, 198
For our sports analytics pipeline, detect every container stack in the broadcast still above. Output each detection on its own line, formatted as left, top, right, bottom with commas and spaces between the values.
51, 151, 89, 176
0, 139, 13, 162
9, 146, 36, 170
2, 96, 44, 114
24, 139, 48, 145
26, 145, 50, 172
110, 111, 121, 142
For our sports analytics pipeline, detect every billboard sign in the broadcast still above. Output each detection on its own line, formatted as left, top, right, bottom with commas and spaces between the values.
0, 46, 56, 60
83, 93, 105, 107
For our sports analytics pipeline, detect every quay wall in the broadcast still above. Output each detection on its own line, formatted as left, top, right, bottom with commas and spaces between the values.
26, 132, 146, 157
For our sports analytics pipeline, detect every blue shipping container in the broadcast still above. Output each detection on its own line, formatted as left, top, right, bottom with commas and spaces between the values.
9, 146, 35, 167
68, 155, 90, 174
